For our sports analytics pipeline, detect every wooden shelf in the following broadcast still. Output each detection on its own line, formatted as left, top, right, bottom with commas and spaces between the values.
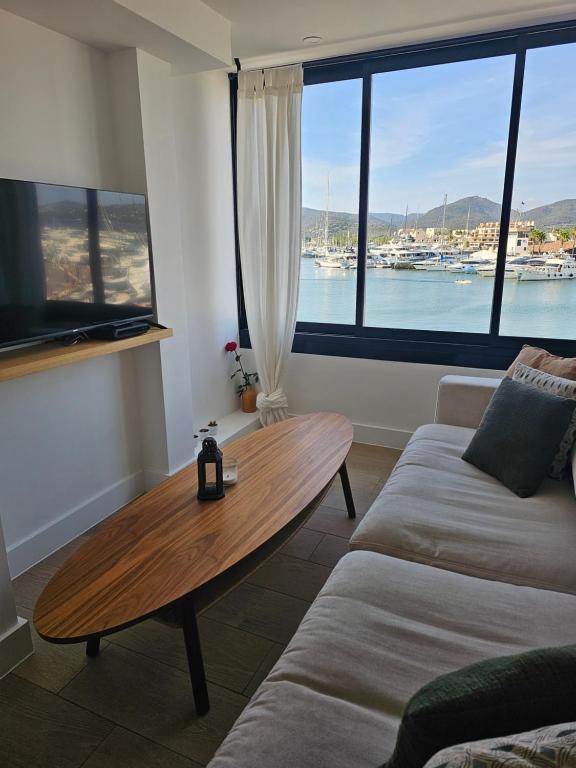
0, 327, 173, 383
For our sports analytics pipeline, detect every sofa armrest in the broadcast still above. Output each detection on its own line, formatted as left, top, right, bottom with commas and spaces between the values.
435, 375, 502, 429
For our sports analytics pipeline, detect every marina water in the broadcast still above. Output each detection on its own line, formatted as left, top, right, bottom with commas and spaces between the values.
297, 257, 576, 339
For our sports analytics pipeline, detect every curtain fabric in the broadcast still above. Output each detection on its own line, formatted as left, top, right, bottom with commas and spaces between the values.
236, 64, 303, 426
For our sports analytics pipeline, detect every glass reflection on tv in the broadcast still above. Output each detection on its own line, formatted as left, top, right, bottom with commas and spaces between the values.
0, 178, 153, 348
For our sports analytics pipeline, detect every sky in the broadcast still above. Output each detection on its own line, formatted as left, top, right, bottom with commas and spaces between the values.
302, 42, 576, 215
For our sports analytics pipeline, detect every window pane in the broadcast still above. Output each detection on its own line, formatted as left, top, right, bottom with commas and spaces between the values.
364, 56, 515, 332
500, 43, 576, 340
298, 79, 362, 324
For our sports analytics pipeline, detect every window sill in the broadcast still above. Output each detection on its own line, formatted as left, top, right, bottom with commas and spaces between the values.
239, 327, 576, 370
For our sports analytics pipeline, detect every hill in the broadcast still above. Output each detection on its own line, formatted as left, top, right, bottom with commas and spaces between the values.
302, 196, 576, 240
525, 199, 576, 228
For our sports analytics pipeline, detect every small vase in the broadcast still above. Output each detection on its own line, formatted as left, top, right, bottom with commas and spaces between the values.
241, 387, 257, 413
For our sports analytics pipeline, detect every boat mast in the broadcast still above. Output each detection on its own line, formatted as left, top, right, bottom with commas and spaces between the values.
441, 193, 448, 247
324, 172, 330, 255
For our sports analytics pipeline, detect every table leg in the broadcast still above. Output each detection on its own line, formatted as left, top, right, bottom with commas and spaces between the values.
339, 462, 356, 519
182, 595, 210, 716
86, 637, 100, 657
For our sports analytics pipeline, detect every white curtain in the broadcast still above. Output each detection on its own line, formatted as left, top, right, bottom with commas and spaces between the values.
236, 64, 303, 426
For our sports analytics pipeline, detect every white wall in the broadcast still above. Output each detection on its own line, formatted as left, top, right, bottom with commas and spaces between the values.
0, 10, 144, 575
284, 353, 503, 447
172, 69, 239, 428
0, 9, 118, 189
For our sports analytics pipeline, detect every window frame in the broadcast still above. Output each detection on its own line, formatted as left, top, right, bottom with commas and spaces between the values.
230, 20, 576, 370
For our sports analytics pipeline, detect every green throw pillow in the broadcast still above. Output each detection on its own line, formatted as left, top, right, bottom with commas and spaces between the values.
462, 376, 576, 497
384, 645, 576, 768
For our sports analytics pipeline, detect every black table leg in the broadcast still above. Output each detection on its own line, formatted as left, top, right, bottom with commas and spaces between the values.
182, 595, 210, 716
86, 637, 100, 657
339, 462, 356, 519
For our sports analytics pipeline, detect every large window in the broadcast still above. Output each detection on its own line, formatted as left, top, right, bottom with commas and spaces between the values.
298, 79, 362, 324
364, 57, 514, 333
500, 42, 576, 340
233, 22, 576, 367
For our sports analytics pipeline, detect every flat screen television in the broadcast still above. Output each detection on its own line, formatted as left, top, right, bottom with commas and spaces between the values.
0, 177, 154, 349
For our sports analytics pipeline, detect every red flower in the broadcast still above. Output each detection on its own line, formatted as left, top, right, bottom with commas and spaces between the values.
225, 341, 238, 352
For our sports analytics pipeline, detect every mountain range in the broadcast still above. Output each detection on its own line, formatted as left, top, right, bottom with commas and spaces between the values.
303, 196, 576, 239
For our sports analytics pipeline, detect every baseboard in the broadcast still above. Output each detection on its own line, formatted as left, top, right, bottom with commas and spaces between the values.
352, 422, 412, 450
7, 471, 144, 578
0, 617, 33, 679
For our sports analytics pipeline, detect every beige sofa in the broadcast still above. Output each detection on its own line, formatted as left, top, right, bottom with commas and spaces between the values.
351, 375, 576, 594
208, 376, 576, 768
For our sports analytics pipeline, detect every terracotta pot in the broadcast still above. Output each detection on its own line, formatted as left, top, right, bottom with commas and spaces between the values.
241, 387, 257, 413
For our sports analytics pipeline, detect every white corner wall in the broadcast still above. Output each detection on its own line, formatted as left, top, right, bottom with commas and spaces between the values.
0, 10, 144, 575
0, 9, 118, 189
172, 69, 239, 428
284, 353, 503, 447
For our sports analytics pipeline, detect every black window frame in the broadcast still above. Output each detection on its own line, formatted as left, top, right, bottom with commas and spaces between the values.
230, 20, 576, 370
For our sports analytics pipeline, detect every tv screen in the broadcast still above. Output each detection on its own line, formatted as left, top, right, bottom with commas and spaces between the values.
0, 178, 154, 349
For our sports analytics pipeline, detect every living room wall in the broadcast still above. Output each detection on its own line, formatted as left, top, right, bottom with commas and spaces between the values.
172, 69, 239, 428
0, 10, 147, 575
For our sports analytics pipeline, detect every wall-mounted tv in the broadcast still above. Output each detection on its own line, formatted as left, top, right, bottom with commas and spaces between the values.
0, 178, 154, 349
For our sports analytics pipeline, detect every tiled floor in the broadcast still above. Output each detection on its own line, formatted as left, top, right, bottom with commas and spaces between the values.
2, 443, 400, 768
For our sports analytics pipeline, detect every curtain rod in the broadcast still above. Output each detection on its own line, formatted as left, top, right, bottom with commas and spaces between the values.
227, 18, 576, 80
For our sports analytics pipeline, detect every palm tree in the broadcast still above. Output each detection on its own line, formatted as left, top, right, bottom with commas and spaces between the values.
555, 228, 571, 249
530, 228, 546, 254
570, 225, 576, 254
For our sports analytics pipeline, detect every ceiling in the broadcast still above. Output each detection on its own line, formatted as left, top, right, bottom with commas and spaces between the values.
204, 0, 576, 66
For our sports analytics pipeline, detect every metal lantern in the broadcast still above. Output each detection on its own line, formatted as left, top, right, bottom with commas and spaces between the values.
197, 437, 225, 501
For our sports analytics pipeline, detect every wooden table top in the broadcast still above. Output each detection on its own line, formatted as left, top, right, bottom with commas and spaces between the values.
34, 412, 353, 643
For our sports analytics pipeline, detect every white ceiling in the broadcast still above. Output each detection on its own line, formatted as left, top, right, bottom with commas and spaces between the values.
204, 0, 576, 66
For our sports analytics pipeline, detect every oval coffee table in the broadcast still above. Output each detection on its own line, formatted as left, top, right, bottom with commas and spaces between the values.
34, 412, 355, 715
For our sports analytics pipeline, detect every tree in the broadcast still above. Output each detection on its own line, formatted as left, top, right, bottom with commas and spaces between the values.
555, 228, 571, 248
530, 228, 546, 254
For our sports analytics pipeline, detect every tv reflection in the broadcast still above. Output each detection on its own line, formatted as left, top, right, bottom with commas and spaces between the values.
38, 186, 152, 307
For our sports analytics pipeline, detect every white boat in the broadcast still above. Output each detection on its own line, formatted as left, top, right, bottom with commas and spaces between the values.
476, 265, 519, 279
315, 257, 343, 268
449, 251, 495, 274
413, 256, 457, 271
517, 256, 576, 281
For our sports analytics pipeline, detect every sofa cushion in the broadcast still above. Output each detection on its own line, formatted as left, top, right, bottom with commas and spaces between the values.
462, 376, 576, 497
207, 552, 576, 768
424, 722, 576, 768
507, 344, 576, 380
512, 363, 576, 478
385, 646, 576, 768
350, 424, 576, 593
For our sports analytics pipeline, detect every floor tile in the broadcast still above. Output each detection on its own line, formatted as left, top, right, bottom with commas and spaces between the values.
243, 642, 285, 699
321, 484, 376, 516
0, 674, 113, 768
247, 553, 331, 602
309, 534, 350, 568
60, 644, 247, 766
304, 503, 367, 537
280, 528, 324, 560
83, 727, 201, 768
12, 606, 110, 694
204, 582, 310, 644
12, 535, 90, 611
110, 616, 275, 694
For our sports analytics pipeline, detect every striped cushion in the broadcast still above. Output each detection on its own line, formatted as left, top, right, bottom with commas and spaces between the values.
424, 722, 576, 767
512, 363, 576, 478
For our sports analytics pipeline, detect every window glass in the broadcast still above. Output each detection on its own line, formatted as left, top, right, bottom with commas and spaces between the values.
298, 79, 362, 324
364, 56, 515, 332
500, 43, 576, 339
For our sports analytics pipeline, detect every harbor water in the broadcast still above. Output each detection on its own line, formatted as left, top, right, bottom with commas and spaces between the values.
297, 257, 576, 339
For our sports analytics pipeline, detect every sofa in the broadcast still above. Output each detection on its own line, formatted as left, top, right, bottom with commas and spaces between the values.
208, 376, 576, 768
